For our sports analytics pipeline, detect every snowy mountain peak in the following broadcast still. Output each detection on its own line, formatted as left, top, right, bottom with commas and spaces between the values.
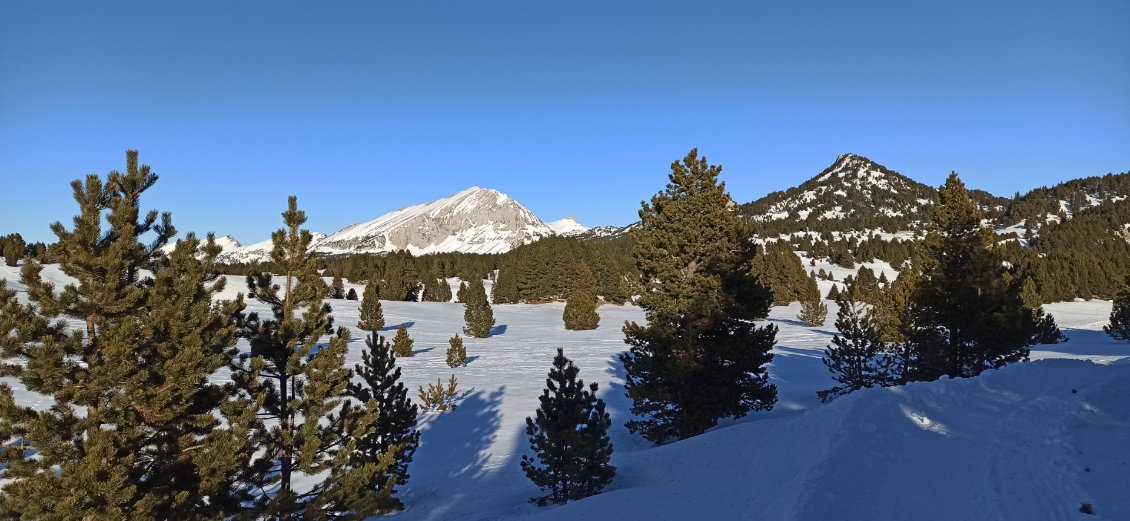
744, 154, 935, 224
546, 216, 589, 236
313, 187, 554, 256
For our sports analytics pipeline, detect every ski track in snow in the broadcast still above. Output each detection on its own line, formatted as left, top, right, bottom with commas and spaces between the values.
2, 265, 1128, 520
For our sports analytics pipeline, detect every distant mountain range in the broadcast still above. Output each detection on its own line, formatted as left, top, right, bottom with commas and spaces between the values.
198, 154, 1127, 263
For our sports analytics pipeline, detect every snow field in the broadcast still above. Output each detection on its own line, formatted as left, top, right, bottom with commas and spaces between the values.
2, 264, 1128, 520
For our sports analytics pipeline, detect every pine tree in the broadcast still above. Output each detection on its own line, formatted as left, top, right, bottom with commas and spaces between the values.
345, 332, 420, 511
425, 276, 453, 302
0, 152, 253, 518
357, 281, 386, 333
620, 149, 777, 444
873, 269, 918, 343
2, 233, 23, 266
521, 349, 615, 505
907, 173, 1033, 381
446, 334, 468, 367
797, 293, 828, 327
456, 281, 468, 303
848, 267, 881, 304
462, 278, 495, 338
817, 295, 896, 402
563, 288, 600, 330
1021, 278, 1066, 344
492, 267, 520, 304
346, 287, 358, 300
392, 324, 414, 357
232, 196, 384, 517
826, 283, 841, 300
331, 273, 346, 299
1104, 276, 1130, 341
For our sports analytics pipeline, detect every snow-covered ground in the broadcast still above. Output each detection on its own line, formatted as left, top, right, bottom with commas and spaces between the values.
2, 264, 1128, 520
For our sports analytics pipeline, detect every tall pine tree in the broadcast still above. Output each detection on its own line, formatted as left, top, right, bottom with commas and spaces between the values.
0, 152, 253, 518
620, 149, 777, 444
345, 332, 420, 511
232, 196, 384, 517
521, 349, 615, 505
907, 173, 1033, 381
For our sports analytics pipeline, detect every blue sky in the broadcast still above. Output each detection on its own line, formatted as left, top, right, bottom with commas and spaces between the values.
2, 1, 1127, 243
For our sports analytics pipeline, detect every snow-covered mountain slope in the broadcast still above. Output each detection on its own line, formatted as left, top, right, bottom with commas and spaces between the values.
159, 234, 242, 255
215, 233, 326, 264
741, 154, 1009, 236
743, 153, 936, 224
545, 216, 589, 236
314, 187, 555, 256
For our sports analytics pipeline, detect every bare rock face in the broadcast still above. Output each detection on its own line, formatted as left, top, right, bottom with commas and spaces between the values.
313, 187, 555, 255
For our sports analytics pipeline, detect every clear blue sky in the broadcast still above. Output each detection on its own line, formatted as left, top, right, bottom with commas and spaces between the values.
2, 1, 1127, 244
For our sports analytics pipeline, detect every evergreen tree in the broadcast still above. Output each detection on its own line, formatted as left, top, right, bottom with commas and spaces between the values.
2, 233, 24, 266
456, 281, 468, 303
392, 324, 414, 358
331, 273, 346, 299
462, 278, 495, 338
1104, 276, 1130, 341
620, 149, 777, 444
492, 267, 520, 304
848, 267, 881, 304
345, 332, 420, 511
357, 281, 386, 333
446, 334, 467, 367
0, 152, 253, 518
907, 173, 1033, 381
826, 283, 841, 300
748, 243, 818, 305
797, 293, 828, 327
1021, 278, 1067, 344
818, 295, 896, 402
873, 269, 918, 343
521, 349, 615, 505
563, 288, 600, 330
425, 276, 453, 302
346, 287, 358, 300
232, 196, 384, 517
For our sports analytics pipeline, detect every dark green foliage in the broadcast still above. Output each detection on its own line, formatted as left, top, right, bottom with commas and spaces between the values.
847, 267, 881, 304
563, 289, 600, 330
1105, 277, 1130, 341
521, 349, 615, 505
424, 276, 452, 302
749, 242, 819, 305
0, 152, 253, 518
456, 281, 467, 303
232, 196, 386, 517
462, 278, 495, 338
0, 233, 25, 266
357, 281, 385, 333
621, 149, 777, 444
392, 324, 414, 357
490, 236, 633, 305
331, 273, 346, 299
873, 269, 918, 344
818, 295, 896, 402
346, 287, 358, 300
826, 283, 841, 300
346, 332, 420, 511
446, 334, 467, 367
797, 294, 828, 327
906, 173, 1033, 381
